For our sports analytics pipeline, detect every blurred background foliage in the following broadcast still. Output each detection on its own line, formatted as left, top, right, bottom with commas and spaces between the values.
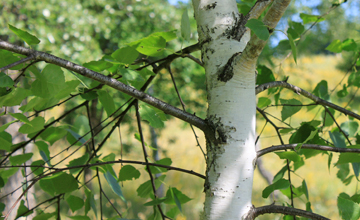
0, 0, 359, 219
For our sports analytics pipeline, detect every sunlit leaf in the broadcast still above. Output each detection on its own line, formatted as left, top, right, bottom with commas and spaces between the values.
111, 46, 139, 65
338, 193, 360, 220
8, 24, 40, 45
300, 13, 325, 24
257, 97, 271, 108
262, 179, 290, 198
181, 10, 191, 41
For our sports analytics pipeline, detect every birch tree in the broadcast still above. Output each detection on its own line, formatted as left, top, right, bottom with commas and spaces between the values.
0, 0, 359, 219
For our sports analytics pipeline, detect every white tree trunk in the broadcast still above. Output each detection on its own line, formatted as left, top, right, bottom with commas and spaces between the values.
192, 0, 257, 219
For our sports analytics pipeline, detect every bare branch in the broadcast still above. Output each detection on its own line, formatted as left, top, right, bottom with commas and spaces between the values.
0, 40, 212, 137
256, 81, 360, 121
250, 204, 330, 220
247, 0, 274, 20
257, 143, 360, 158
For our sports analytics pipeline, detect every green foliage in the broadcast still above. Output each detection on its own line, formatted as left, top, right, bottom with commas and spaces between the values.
8, 24, 40, 45
39, 172, 78, 195
0, 0, 359, 219
245, 19, 270, 41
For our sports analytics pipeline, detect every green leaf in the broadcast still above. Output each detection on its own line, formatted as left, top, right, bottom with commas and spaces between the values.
137, 175, 166, 198
329, 131, 346, 148
19, 116, 45, 134
68, 216, 91, 220
328, 153, 333, 171
152, 30, 177, 42
326, 39, 343, 53
257, 97, 271, 108
348, 71, 360, 88
111, 46, 139, 65
181, 10, 191, 41
144, 197, 167, 206
164, 187, 191, 205
337, 164, 350, 182
262, 179, 290, 198
119, 165, 141, 181
66, 195, 84, 212
131, 35, 166, 56
98, 90, 116, 117
16, 200, 33, 219
338, 194, 360, 220
39, 172, 78, 195
104, 171, 125, 201
322, 108, 335, 127
9, 153, 33, 165
85, 188, 97, 217
337, 153, 360, 165
300, 13, 325, 24
140, 104, 165, 128
9, 113, 30, 124
275, 151, 301, 162
0, 50, 24, 70
149, 158, 172, 174
0, 87, 32, 107
337, 84, 349, 97
83, 60, 113, 72
0, 131, 12, 151
287, 32, 297, 63
256, 65, 275, 85
0, 72, 14, 87
273, 166, 287, 183
31, 160, 45, 176
0, 176, 4, 188
342, 39, 358, 52
313, 80, 329, 100
245, 19, 269, 41
40, 126, 67, 145
67, 154, 89, 174
280, 98, 302, 121
31, 64, 66, 99
8, 24, 40, 45
341, 121, 359, 137
302, 180, 309, 200
33, 213, 55, 220
36, 141, 51, 166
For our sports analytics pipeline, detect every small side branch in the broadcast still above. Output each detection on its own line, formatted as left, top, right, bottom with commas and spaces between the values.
0, 55, 34, 72
257, 143, 360, 158
250, 204, 330, 220
256, 81, 360, 121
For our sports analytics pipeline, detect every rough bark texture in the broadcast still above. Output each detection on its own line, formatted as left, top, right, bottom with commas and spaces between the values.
192, 0, 257, 219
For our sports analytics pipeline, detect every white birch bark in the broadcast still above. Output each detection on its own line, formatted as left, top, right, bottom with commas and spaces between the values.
192, 0, 257, 219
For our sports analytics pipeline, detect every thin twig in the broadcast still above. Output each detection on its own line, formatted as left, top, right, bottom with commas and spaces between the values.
0, 55, 34, 72
257, 143, 360, 158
